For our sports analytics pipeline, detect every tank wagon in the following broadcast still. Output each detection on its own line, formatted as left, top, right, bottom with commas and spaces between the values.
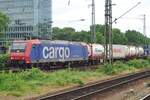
87, 44, 104, 64
112, 45, 129, 59
137, 46, 144, 57
10, 39, 88, 67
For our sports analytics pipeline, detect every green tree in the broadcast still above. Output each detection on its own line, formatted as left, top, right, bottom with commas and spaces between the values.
125, 30, 148, 45
73, 31, 91, 42
61, 27, 75, 34
95, 24, 105, 34
0, 12, 9, 37
95, 24, 105, 44
96, 32, 104, 44
52, 24, 150, 46
112, 28, 127, 44
52, 27, 64, 40
52, 27, 76, 41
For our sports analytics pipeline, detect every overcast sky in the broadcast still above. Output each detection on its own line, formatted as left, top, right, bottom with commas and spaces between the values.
52, 0, 150, 37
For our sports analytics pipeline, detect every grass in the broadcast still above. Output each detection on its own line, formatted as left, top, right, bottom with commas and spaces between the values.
0, 59, 150, 97
97, 59, 150, 75
0, 54, 9, 69
0, 68, 101, 96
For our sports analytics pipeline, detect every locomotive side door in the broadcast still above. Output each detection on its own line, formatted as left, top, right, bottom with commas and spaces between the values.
30, 44, 40, 63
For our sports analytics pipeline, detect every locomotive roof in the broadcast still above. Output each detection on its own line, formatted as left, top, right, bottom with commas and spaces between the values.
13, 39, 87, 46
40, 40, 86, 45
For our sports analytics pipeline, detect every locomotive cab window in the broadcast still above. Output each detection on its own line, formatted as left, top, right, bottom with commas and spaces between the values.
11, 42, 27, 52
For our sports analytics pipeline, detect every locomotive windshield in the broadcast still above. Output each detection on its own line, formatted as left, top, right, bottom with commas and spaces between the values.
11, 42, 27, 52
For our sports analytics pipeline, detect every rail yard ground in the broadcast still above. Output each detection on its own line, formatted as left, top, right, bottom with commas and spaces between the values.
93, 75, 150, 100
0, 59, 150, 99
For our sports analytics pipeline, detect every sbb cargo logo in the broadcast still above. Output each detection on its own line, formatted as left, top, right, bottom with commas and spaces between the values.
43, 46, 70, 59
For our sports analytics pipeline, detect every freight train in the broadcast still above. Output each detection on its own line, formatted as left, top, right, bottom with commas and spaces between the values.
10, 39, 145, 68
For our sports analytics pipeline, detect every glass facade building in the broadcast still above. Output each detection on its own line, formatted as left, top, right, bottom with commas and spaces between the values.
0, 0, 52, 40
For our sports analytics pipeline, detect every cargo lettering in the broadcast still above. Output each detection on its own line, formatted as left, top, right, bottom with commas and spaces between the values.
43, 46, 70, 59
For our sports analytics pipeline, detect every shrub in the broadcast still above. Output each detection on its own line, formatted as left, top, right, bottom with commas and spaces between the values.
101, 63, 117, 75
0, 54, 10, 69
146, 57, 150, 63
113, 61, 129, 71
47, 69, 85, 86
21, 68, 44, 81
127, 59, 149, 68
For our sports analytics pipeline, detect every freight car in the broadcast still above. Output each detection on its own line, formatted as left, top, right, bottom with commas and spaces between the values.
87, 44, 104, 64
112, 45, 129, 59
10, 39, 88, 68
137, 46, 144, 57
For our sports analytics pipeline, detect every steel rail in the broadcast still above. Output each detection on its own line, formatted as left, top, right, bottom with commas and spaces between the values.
140, 94, 150, 100
38, 70, 150, 100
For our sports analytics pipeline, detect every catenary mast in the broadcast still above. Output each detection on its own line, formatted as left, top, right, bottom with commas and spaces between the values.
91, 0, 96, 43
104, 0, 113, 64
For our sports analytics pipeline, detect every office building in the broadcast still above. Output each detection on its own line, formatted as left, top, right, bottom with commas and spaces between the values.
0, 0, 52, 40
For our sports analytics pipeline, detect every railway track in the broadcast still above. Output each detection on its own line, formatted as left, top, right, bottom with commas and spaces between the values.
140, 94, 150, 100
37, 70, 150, 100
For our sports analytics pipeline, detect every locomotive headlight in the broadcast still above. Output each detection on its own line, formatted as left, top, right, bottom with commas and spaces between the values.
11, 57, 14, 59
26, 60, 30, 63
